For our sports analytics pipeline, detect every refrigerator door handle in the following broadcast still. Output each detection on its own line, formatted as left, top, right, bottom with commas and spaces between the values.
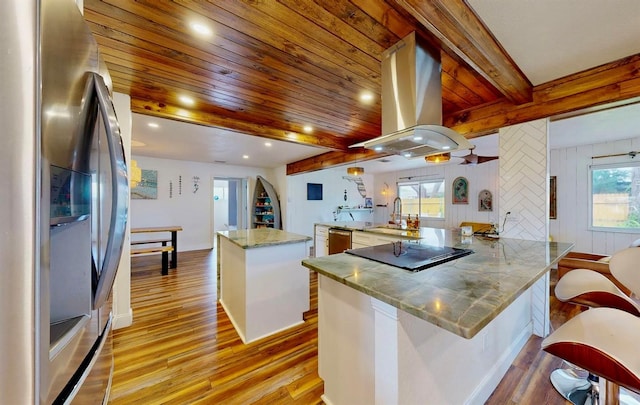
92, 73, 129, 310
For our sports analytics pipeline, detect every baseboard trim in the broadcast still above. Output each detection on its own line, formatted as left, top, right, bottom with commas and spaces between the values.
112, 308, 133, 329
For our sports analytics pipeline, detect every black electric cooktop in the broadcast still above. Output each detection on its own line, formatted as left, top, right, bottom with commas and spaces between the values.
345, 242, 473, 272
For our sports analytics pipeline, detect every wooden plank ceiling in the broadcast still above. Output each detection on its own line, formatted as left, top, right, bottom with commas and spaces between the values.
84, 0, 640, 174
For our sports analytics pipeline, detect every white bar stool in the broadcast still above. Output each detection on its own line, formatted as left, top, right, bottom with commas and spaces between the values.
542, 307, 640, 405
545, 247, 640, 405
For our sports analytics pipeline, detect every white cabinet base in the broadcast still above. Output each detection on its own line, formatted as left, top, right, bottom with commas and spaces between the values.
219, 237, 310, 344
318, 274, 533, 405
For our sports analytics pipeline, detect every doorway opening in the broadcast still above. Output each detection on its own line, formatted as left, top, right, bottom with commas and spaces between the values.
212, 177, 249, 247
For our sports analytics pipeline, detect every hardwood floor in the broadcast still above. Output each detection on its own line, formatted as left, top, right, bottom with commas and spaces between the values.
109, 249, 322, 404
110, 249, 600, 404
485, 272, 585, 405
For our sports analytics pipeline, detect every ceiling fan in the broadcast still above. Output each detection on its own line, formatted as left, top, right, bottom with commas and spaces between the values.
459, 145, 499, 165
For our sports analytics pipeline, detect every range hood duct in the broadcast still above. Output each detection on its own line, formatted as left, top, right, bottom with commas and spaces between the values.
354, 32, 471, 157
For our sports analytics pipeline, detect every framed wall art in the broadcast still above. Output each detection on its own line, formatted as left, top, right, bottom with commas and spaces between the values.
479, 189, 493, 211
452, 176, 469, 204
131, 169, 158, 199
307, 183, 323, 200
550, 176, 557, 219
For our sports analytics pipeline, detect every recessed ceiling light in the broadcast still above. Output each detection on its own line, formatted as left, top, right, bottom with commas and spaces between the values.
413, 135, 423, 141
442, 145, 451, 150
374, 146, 383, 152
265, 142, 272, 147
147, 122, 159, 128
360, 91, 374, 103
303, 125, 313, 133
403, 152, 412, 158
179, 95, 195, 106
190, 22, 213, 37
242, 155, 249, 159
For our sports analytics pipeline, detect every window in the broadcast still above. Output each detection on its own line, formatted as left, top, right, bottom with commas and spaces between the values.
590, 163, 640, 231
398, 179, 445, 219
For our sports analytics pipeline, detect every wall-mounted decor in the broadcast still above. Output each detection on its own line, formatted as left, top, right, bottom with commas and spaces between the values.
131, 169, 158, 199
342, 176, 367, 197
478, 189, 493, 211
365, 197, 373, 208
307, 183, 323, 200
193, 176, 200, 193
253, 176, 282, 229
550, 176, 557, 219
452, 177, 469, 204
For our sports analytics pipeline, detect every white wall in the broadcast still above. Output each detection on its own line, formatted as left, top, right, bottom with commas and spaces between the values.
550, 135, 640, 254
112, 92, 132, 329
130, 156, 274, 251
283, 167, 375, 237
371, 160, 500, 230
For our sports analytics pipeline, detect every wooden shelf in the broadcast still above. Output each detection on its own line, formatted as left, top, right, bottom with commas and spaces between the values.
251, 176, 281, 229
336, 207, 373, 214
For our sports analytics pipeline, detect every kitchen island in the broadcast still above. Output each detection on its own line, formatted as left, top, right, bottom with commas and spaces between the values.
303, 227, 573, 405
217, 228, 311, 344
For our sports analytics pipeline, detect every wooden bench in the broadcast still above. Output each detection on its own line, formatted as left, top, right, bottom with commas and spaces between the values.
131, 238, 171, 247
131, 245, 174, 275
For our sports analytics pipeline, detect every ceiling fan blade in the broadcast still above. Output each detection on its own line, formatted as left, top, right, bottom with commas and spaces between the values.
461, 153, 478, 165
459, 153, 498, 165
476, 155, 499, 164
457, 145, 499, 165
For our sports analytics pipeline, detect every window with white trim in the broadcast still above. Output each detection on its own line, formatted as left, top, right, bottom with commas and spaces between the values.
590, 162, 640, 231
398, 179, 445, 219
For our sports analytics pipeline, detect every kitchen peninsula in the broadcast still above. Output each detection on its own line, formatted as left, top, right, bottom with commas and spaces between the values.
217, 228, 311, 344
303, 226, 572, 405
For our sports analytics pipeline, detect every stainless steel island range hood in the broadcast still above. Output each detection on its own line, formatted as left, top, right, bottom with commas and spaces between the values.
354, 32, 471, 158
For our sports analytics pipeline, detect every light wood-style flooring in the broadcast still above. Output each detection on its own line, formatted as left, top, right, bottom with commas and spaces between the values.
109, 248, 603, 404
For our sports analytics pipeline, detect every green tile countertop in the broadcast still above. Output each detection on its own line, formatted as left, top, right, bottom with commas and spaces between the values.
218, 228, 311, 249
303, 227, 573, 339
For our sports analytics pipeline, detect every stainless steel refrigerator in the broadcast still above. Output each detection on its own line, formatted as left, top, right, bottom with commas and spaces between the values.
0, 0, 129, 403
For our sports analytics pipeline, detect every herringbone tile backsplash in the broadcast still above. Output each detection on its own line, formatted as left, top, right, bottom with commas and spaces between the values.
499, 118, 549, 242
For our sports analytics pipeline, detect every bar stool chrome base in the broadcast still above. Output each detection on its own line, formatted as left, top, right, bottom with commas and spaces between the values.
550, 369, 640, 405
550, 369, 596, 405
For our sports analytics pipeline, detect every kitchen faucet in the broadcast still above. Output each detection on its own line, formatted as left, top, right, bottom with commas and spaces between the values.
391, 197, 402, 225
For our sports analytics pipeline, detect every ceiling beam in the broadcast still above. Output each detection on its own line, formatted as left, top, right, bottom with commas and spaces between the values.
393, 0, 532, 104
288, 53, 640, 174
129, 98, 351, 150
446, 53, 640, 136
286, 148, 387, 175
